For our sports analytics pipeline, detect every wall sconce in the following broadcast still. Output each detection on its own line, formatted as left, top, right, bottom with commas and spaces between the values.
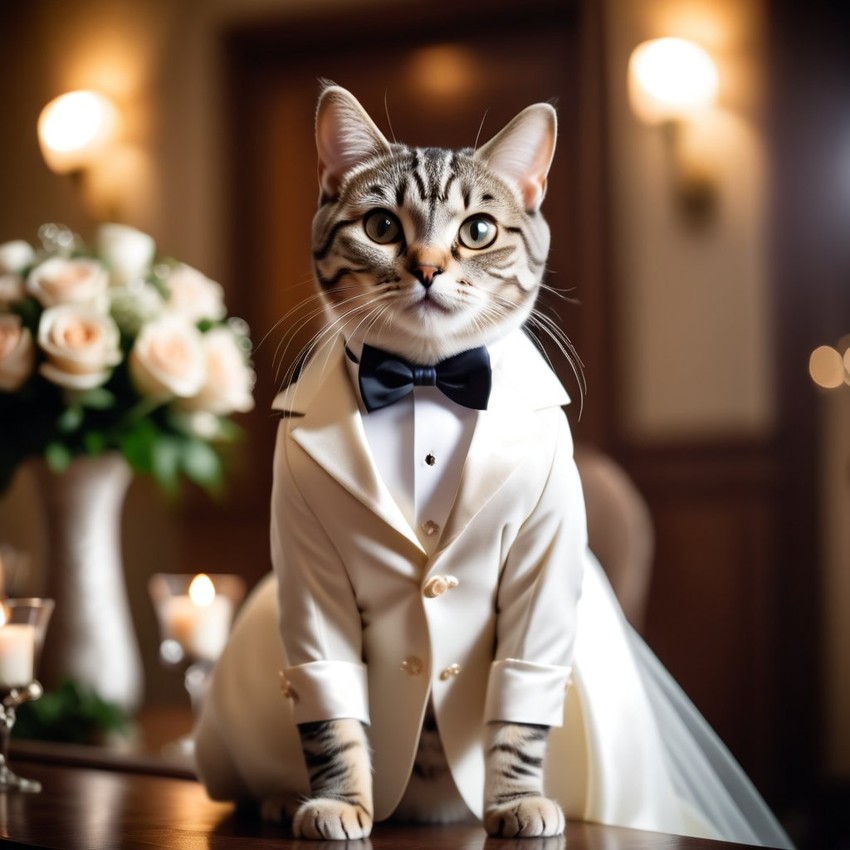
37, 90, 121, 220
810, 340, 850, 390
628, 38, 720, 222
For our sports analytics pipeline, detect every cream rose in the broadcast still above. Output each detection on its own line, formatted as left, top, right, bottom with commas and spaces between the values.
0, 275, 25, 308
0, 240, 35, 274
27, 256, 109, 309
178, 327, 255, 415
0, 241, 35, 308
129, 315, 206, 400
0, 314, 35, 391
97, 223, 156, 286
37, 304, 121, 390
164, 264, 226, 323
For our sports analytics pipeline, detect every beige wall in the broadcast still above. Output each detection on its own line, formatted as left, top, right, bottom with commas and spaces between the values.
3, 0, 844, 775
605, 0, 774, 441
821, 390, 850, 778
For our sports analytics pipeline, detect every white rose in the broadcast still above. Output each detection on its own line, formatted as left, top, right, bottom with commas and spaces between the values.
178, 327, 255, 415
27, 256, 109, 309
164, 264, 226, 323
129, 315, 206, 400
37, 304, 121, 390
0, 275, 25, 308
97, 223, 156, 286
0, 314, 35, 391
0, 240, 35, 274
109, 283, 164, 336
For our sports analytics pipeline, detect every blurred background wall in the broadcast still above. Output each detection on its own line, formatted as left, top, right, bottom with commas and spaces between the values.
0, 0, 848, 845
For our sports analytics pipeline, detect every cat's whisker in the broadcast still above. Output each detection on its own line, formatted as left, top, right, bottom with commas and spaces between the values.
272, 287, 381, 386
538, 281, 580, 304
525, 309, 587, 409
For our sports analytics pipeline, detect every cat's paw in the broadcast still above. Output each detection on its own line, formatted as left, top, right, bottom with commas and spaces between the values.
293, 798, 373, 840
484, 795, 565, 838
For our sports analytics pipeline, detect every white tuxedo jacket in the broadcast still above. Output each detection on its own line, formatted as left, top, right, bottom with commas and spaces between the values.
195, 328, 789, 846
267, 329, 587, 819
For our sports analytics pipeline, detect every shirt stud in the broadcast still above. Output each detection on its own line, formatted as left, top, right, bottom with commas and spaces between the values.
425, 453, 436, 466
421, 520, 440, 537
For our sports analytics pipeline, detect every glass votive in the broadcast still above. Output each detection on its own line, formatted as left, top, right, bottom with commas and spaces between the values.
148, 573, 245, 668
148, 574, 244, 766
0, 598, 55, 792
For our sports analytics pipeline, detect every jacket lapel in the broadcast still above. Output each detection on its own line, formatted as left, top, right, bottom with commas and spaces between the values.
436, 332, 571, 553
273, 338, 426, 554
272, 331, 569, 559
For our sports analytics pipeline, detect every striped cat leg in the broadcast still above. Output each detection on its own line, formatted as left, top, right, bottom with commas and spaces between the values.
293, 718, 374, 840
483, 721, 565, 838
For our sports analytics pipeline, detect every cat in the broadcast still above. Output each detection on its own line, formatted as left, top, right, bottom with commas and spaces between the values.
194, 82, 587, 842
282, 83, 571, 841
195, 81, 795, 850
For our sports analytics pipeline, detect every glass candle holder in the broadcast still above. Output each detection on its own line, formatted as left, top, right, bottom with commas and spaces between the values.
148, 573, 244, 727
0, 598, 54, 793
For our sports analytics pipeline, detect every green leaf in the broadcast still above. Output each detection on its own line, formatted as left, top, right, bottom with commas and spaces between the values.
118, 419, 158, 475
77, 387, 116, 410
45, 442, 72, 472
13, 678, 130, 745
181, 439, 222, 490
83, 431, 107, 455
56, 405, 84, 434
151, 436, 182, 494
12, 296, 42, 332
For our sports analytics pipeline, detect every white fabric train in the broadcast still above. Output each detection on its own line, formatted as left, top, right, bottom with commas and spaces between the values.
194, 552, 793, 848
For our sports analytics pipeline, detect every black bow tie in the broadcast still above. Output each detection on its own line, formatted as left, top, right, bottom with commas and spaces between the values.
356, 343, 491, 413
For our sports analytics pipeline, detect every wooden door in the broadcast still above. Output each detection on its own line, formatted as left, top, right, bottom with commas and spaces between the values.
214, 0, 609, 593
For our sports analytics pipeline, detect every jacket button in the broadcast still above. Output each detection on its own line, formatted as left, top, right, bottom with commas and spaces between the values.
422, 575, 459, 598
278, 672, 299, 702
439, 664, 461, 681
401, 656, 424, 676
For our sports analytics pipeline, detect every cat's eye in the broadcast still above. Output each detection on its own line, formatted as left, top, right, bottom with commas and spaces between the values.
458, 216, 498, 250
364, 210, 402, 244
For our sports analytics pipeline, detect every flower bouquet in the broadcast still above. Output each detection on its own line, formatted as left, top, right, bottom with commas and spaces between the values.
0, 223, 254, 495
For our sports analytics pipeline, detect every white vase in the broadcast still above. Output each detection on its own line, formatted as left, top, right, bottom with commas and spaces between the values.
34, 453, 144, 714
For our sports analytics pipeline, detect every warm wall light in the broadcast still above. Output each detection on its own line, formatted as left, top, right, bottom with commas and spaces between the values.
628, 38, 719, 125
810, 342, 850, 390
38, 90, 119, 175
628, 38, 720, 223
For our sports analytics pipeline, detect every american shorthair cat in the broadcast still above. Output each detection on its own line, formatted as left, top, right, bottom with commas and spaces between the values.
197, 82, 585, 841
291, 84, 570, 840
194, 81, 795, 850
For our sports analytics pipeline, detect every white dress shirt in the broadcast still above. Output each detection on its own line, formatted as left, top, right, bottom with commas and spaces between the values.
344, 341, 477, 551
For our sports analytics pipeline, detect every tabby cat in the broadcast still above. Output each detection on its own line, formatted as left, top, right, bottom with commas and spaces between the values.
284, 83, 568, 841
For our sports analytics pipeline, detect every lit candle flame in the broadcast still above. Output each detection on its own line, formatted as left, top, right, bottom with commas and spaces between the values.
189, 573, 215, 607
0, 606, 6, 628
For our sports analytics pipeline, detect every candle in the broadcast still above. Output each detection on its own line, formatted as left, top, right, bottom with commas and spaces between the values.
0, 623, 35, 689
162, 574, 234, 662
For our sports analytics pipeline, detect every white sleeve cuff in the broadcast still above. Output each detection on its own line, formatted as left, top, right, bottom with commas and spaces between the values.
283, 660, 370, 726
484, 658, 571, 727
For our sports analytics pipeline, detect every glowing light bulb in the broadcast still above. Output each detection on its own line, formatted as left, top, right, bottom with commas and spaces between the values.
628, 38, 719, 125
38, 90, 119, 174
809, 345, 845, 389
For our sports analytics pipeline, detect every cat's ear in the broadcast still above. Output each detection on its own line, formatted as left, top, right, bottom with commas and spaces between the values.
474, 104, 557, 212
315, 84, 392, 200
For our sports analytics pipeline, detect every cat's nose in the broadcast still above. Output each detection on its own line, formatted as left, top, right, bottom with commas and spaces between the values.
410, 263, 443, 289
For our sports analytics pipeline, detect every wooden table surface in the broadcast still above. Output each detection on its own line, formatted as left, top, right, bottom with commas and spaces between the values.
0, 757, 763, 850
1, 709, 769, 849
